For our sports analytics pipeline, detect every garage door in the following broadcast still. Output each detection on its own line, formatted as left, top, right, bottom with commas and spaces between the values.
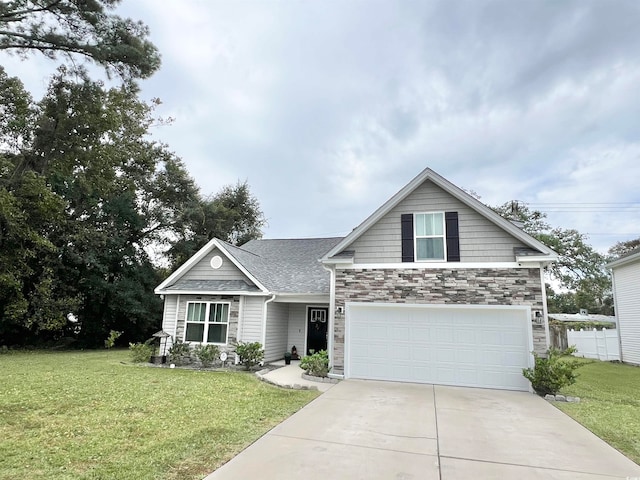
346, 303, 532, 391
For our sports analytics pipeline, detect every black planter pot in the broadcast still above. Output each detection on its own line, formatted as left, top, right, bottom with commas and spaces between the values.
150, 355, 166, 365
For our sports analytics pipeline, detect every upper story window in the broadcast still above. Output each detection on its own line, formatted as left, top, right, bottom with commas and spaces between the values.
414, 212, 446, 261
185, 302, 230, 344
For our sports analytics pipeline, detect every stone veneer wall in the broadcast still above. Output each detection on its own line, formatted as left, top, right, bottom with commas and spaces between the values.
176, 294, 240, 355
332, 268, 546, 372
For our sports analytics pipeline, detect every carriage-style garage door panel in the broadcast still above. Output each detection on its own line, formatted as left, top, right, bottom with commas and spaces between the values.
346, 304, 532, 391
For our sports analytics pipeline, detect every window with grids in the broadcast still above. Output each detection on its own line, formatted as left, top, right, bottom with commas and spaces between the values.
415, 212, 446, 261
185, 302, 230, 344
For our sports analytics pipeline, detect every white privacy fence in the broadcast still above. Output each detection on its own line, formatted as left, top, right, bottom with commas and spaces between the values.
567, 328, 620, 361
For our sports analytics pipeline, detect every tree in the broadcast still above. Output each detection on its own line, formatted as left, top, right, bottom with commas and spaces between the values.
0, 0, 160, 80
0, 67, 79, 344
608, 238, 640, 260
493, 201, 612, 314
0, 68, 267, 346
492, 200, 551, 234
0, 69, 199, 345
168, 181, 266, 268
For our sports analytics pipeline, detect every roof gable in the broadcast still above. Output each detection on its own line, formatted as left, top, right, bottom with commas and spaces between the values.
156, 237, 343, 295
322, 167, 557, 262
154, 238, 268, 294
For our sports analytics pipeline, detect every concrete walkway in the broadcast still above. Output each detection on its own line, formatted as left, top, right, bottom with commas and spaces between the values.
257, 361, 336, 392
205, 380, 640, 479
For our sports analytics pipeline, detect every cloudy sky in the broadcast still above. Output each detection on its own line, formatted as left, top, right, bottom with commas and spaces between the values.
3, 0, 640, 253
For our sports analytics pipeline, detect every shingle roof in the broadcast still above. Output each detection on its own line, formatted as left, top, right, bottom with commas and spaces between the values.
164, 279, 261, 293
225, 237, 343, 294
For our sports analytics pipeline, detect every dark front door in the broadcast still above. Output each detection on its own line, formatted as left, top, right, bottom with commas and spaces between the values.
307, 307, 328, 355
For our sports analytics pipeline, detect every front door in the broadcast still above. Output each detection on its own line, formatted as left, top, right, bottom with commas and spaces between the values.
307, 307, 328, 355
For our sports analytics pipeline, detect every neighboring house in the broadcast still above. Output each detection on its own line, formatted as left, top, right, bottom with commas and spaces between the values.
548, 311, 616, 350
155, 168, 558, 391
548, 312, 616, 324
607, 248, 640, 365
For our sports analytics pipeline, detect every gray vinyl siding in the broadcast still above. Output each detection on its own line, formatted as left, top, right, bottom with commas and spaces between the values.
287, 304, 307, 353
264, 302, 289, 362
347, 179, 528, 263
161, 295, 179, 351
613, 261, 640, 365
239, 296, 264, 344
180, 247, 253, 283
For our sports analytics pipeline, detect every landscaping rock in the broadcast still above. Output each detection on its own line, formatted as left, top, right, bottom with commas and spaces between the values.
555, 395, 567, 402
302, 373, 340, 384
545, 394, 555, 401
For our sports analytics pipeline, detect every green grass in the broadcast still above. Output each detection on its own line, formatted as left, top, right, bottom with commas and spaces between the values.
0, 350, 318, 480
555, 358, 640, 464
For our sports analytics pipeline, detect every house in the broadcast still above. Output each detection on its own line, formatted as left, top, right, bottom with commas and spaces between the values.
607, 248, 640, 365
155, 167, 558, 391
547, 311, 616, 350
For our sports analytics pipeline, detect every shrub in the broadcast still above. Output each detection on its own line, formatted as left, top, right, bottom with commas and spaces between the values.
522, 346, 583, 396
234, 341, 264, 370
194, 344, 220, 367
169, 340, 192, 366
300, 350, 329, 377
104, 330, 123, 349
129, 341, 155, 363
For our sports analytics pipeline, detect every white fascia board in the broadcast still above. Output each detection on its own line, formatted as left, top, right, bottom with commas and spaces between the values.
154, 237, 220, 293
337, 261, 533, 270
515, 254, 559, 264
321, 167, 558, 261
154, 290, 270, 296
273, 293, 330, 304
321, 257, 354, 265
606, 250, 640, 269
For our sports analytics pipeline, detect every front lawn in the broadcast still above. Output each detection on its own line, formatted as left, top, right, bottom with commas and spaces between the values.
555, 359, 640, 465
0, 350, 318, 480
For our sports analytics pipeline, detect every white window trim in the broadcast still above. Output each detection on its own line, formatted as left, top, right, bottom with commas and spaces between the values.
184, 301, 230, 345
414, 212, 447, 262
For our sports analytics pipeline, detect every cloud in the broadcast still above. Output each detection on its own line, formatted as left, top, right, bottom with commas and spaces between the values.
2, 0, 640, 251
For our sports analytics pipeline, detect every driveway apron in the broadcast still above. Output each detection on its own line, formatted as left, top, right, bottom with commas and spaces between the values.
204, 380, 640, 480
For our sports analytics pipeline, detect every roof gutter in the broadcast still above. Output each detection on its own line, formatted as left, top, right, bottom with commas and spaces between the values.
261, 294, 277, 350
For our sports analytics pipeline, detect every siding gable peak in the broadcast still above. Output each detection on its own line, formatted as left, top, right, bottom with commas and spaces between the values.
321, 167, 558, 262
155, 238, 268, 294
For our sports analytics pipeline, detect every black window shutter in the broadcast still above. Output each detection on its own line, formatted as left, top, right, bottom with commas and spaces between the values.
401, 214, 414, 262
445, 211, 460, 262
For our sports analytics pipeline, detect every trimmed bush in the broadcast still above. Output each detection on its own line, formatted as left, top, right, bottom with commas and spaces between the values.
129, 341, 155, 363
522, 347, 583, 395
300, 350, 329, 377
169, 340, 192, 366
194, 344, 220, 367
234, 341, 264, 370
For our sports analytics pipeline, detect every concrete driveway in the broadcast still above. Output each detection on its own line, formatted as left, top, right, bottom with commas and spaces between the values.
205, 380, 640, 479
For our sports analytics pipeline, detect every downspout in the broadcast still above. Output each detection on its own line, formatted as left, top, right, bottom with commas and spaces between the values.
322, 262, 343, 380
174, 294, 181, 346
610, 270, 623, 363
261, 294, 277, 363
540, 264, 551, 350
237, 296, 245, 343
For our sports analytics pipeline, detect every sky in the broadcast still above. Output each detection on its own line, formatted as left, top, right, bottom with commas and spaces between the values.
3, 0, 640, 253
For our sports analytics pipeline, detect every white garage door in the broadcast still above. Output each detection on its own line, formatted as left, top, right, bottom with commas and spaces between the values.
346, 303, 532, 391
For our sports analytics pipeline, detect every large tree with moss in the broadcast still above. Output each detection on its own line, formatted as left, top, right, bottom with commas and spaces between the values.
0, 68, 266, 346
493, 201, 612, 314
0, 0, 160, 80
